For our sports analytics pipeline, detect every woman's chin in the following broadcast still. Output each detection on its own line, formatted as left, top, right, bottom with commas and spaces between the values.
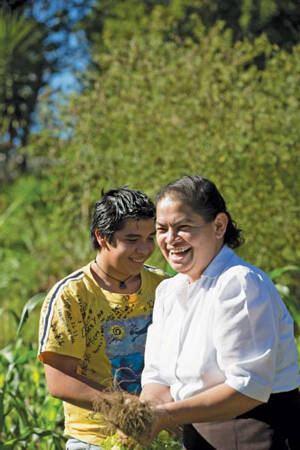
168, 260, 191, 274
167, 249, 192, 268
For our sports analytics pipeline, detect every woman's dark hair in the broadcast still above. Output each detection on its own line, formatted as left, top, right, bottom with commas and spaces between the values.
90, 187, 155, 250
156, 175, 243, 249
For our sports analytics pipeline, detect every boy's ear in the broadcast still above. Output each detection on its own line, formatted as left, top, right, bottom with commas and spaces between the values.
214, 213, 228, 239
95, 230, 109, 249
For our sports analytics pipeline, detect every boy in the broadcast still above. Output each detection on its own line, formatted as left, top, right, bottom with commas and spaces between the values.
38, 187, 166, 449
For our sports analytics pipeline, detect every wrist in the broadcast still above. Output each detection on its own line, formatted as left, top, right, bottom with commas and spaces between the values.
156, 402, 180, 428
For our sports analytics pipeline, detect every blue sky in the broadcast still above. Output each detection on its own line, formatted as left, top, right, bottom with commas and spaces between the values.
32, 0, 95, 94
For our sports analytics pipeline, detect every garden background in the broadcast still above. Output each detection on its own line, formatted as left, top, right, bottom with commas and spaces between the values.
0, 0, 299, 448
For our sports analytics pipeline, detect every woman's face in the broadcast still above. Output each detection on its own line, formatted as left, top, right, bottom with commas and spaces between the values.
156, 195, 227, 282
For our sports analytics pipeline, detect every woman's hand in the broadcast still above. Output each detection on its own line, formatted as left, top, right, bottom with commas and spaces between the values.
140, 383, 173, 404
135, 403, 178, 446
136, 384, 177, 445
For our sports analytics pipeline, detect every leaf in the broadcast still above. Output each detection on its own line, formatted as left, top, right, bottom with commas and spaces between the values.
14, 349, 37, 365
0, 444, 13, 449
0, 390, 4, 434
0, 198, 23, 229
0, 309, 20, 327
16, 293, 45, 337
7, 392, 30, 427
166, 263, 177, 276
0, 345, 14, 363
2, 427, 63, 446
268, 265, 300, 280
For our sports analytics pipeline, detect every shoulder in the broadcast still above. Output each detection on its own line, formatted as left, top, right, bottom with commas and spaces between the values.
155, 272, 186, 298
43, 267, 87, 308
52, 267, 85, 293
150, 273, 188, 318
216, 258, 275, 305
219, 255, 269, 286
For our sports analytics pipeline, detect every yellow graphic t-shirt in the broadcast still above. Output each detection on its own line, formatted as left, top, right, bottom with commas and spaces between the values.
38, 263, 167, 446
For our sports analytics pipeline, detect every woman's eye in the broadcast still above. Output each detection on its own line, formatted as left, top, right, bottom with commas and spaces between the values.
179, 225, 191, 231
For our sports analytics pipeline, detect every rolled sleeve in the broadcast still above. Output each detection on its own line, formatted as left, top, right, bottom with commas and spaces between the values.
141, 281, 169, 387
214, 269, 278, 402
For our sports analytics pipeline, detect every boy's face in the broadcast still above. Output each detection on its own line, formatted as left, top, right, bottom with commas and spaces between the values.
100, 218, 156, 277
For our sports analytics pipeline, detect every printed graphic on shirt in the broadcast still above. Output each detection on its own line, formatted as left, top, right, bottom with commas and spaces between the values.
103, 314, 152, 393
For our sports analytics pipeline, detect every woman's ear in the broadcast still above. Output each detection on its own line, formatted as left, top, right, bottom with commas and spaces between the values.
214, 213, 228, 239
95, 229, 109, 249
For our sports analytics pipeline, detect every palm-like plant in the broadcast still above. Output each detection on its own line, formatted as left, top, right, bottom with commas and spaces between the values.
0, 10, 53, 153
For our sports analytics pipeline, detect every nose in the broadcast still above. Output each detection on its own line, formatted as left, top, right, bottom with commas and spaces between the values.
137, 240, 153, 255
166, 227, 177, 245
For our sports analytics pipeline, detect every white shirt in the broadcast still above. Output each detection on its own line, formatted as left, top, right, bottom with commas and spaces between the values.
142, 245, 300, 402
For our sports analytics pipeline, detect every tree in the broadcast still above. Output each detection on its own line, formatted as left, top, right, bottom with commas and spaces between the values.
0, 6, 57, 181
28, 24, 300, 273
1, 20, 299, 345
0, 0, 27, 9
81, 0, 300, 51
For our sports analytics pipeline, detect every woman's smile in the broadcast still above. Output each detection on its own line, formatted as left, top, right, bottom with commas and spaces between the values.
167, 246, 192, 265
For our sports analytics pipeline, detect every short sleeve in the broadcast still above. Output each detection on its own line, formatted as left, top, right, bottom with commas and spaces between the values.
141, 280, 170, 387
38, 284, 86, 362
214, 269, 278, 402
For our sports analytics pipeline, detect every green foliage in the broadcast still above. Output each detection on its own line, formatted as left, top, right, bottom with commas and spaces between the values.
100, 430, 182, 449
82, 0, 300, 50
0, 175, 73, 347
1, 20, 300, 344
0, 297, 65, 449
269, 265, 300, 334
0, 4, 299, 446
0, 10, 53, 150
44, 24, 300, 271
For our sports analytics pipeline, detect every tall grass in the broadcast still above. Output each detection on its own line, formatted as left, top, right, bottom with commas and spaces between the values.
0, 295, 65, 449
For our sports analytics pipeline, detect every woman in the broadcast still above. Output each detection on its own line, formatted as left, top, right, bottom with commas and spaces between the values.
140, 175, 300, 449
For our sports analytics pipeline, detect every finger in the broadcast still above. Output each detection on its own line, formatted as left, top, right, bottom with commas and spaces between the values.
117, 429, 131, 443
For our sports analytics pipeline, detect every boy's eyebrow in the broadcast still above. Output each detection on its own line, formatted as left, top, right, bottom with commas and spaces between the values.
124, 231, 156, 238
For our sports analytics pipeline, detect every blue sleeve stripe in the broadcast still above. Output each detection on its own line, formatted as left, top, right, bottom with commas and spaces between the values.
39, 270, 84, 354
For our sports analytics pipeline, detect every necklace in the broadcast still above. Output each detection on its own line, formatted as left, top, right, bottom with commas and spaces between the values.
94, 259, 132, 289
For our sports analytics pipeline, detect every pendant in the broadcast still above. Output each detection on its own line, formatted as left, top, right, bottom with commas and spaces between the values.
120, 281, 126, 289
